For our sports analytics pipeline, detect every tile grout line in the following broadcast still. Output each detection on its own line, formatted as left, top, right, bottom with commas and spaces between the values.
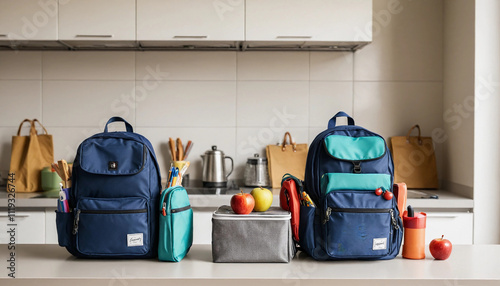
134, 51, 137, 128
352, 52, 355, 118
308, 51, 312, 141
40, 51, 44, 124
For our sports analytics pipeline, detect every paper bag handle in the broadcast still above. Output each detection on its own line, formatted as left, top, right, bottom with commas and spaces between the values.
16, 119, 49, 136
16, 119, 32, 135
328, 111, 355, 128
406, 125, 422, 145
31, 119, 49, 135
281, 132, 297, 152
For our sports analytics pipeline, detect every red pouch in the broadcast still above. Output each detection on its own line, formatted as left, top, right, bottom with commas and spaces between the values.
280, 175, 302, 242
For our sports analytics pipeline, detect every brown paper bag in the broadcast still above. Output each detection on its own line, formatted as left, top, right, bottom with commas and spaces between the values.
8, 119, 54, 192
390, 125, 439, 189
266, 132, 308, 189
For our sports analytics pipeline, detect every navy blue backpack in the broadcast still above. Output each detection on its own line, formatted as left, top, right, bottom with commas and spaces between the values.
300, 112, 403, 260
56, 117, 162, 258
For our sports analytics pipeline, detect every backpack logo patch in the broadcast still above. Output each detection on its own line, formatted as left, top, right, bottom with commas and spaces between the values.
127, 233, 143, 247
372, 238, 387, 250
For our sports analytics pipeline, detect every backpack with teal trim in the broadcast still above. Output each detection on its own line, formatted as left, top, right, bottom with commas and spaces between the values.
158, 186, 193, 262
300, 111, 403, 260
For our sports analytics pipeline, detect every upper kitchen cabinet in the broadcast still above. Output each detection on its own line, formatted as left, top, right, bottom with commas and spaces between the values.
58, 0, 136, 46
137, 0, 244, 48
0, 0, 63, 48
245, 0, 372, 50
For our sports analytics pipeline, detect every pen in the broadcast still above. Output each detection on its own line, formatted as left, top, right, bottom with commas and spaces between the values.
172, 168, 179, 186
167, 166, 174, 188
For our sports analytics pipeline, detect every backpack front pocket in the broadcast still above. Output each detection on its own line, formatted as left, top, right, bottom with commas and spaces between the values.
159, 205, 193, 262
73, 197, 149, 256
321, 186, 397, 259
159, 186, 193, 262
324, 206, 394, 258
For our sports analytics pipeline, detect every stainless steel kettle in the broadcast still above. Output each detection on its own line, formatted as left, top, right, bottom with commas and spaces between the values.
201, 145, 234, 188
244, 154, 270, 187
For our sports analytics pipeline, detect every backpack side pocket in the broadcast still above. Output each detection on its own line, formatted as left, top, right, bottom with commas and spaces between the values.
56, 211, 73, 247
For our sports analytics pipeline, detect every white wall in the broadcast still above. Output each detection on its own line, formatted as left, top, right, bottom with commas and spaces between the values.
443, 0, 475, 196
474, 0, 500, 244
0, 0, 444, 185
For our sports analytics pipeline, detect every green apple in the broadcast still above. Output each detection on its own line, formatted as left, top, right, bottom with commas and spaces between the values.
250, 186, 273, 212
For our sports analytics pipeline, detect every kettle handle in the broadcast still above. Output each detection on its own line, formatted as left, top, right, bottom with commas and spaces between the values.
225, 156, 234, 179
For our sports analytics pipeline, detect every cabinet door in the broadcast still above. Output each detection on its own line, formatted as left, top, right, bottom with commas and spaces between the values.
45, 208, 57, 244
0, 0, 58, 40
193, 210, 212, 244
0, 211, 45, 244
246, 0, 372, 42
425, 212, 473, 245
137, 0, 244, 41
58, 0, 135, 41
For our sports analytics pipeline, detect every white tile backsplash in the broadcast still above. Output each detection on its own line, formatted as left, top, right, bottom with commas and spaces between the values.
42, 80, 135, 127
237, 81, 309, 127
237, 52, 309, 80
136, 81, 236, 127
136, 51, 236, 81
42, 51, 135, 80
0, 51, 42, 80
49, 127, 96, 162
1, 8, 444, 184
309, 82, 353, 127
235, 127, 309, 181
0, 127, 17, 171
310, 52, 353, 81
136, 127, 236, 180
353, 82, 443, 139
0, 80, 41, 126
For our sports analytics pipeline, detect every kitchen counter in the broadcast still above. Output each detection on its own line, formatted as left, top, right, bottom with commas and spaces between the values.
0, 189, 473, 210
0, 244, 498, 285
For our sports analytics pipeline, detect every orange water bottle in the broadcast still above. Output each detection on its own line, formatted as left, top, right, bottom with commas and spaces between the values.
402, 205, 426, 259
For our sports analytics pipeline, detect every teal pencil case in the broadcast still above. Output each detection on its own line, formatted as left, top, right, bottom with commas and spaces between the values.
158, 186, 193, 262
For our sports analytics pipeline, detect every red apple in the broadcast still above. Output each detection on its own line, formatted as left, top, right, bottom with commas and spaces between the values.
383, 190, 394, 200
429, 235, 453, 260
230, 190, 255, 215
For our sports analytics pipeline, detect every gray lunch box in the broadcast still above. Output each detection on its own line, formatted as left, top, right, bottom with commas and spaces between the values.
211, 205, 295, 263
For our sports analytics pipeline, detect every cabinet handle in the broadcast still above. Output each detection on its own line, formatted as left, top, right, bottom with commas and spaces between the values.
173, 35, 208, 39
426, 214, 459, 219
276, 36, 312, 39
0, 214, 30, 218
0, 34, 7, 37
75, 34, 113, 38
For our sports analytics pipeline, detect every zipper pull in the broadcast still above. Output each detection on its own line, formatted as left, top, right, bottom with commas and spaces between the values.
72, 209, 81, 235
352, 161, 361, 174
162, 202, 167, 216
390, 209, 399, 230
322, 207, 332, 224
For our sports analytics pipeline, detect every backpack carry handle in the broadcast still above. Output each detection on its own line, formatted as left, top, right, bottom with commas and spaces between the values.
104, 117, 133, 133
328, 111, 355, 128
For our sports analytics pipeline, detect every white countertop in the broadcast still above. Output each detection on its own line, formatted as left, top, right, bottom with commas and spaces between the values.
0, 244, 498, 285
0, 189, 473, 210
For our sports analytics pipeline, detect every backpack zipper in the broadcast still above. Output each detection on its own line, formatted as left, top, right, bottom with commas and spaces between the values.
72, 208, 147, 234
322, 207, 398, 226
161, 203, 191, 216
171, 205, 191, 213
